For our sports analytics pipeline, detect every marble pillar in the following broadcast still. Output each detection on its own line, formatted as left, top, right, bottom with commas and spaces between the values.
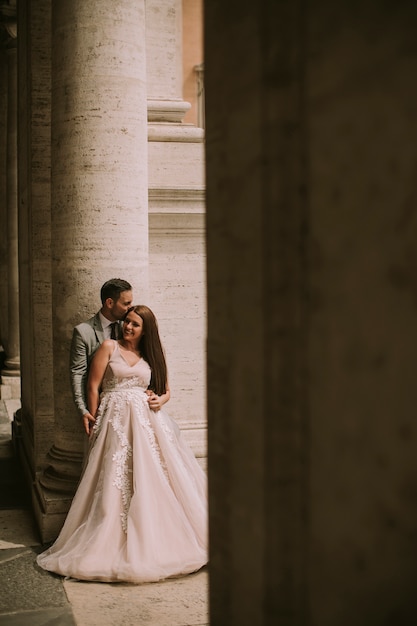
16, 0, 54, 501
146, 0, 207, 463
1, 27, 20, 399
34, 0, 149, 542
0, 42, 7, 363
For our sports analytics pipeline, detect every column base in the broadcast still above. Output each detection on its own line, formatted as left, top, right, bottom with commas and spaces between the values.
33, 445, 83, 543
37, 444, 83, 491
15, 433, 83, 543
32, 477, 75, 543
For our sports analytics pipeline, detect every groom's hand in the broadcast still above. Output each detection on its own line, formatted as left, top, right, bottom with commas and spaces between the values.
83, 412, 96, 435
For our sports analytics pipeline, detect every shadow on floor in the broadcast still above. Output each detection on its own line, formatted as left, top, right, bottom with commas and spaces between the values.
0, 439, 30, 510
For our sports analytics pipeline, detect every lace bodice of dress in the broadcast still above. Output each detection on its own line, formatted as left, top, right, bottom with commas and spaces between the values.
101, 342, 151, 393
91, 343, 153, 532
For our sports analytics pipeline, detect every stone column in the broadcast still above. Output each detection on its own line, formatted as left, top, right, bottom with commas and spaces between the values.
16, 0, 54, 499
206, 1, 417, 625
0, 38, 7, 364
35, 0, 149, 542
205, 1, 309, 624
1, 13, 20, 399
307, 3, 417, 624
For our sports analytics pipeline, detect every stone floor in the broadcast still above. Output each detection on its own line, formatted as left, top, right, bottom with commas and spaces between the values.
0, 399, 208, 626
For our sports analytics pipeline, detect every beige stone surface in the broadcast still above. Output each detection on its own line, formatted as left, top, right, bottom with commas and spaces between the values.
146, 0, 183, 102
0, 507, 208, 625
4, 398, 20, 420
0, 378, 21, 400
182, 0, 204, 126
64, 569, 208, 626
147, 117, 206, 458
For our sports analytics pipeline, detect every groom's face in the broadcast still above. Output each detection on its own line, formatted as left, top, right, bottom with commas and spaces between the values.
110, 290, 133, 320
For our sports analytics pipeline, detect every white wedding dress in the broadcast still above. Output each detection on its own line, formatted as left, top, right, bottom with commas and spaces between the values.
37, 342, 208, 583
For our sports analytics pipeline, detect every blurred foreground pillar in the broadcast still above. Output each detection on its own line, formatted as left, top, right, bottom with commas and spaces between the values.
205, 1, 417, 624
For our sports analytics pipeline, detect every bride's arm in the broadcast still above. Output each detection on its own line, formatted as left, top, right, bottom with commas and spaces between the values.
87, 340, 113, 423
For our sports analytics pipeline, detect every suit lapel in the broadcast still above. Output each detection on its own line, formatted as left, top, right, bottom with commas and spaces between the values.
92, 313, 105, 345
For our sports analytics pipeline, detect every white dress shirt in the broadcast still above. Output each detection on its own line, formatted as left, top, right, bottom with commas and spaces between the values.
99, 312, 117, 340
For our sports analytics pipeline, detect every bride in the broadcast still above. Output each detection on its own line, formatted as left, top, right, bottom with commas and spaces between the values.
37, 304, 208, 583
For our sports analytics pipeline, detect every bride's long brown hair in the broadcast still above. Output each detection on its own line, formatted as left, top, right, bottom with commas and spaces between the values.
125, 305, 167, 396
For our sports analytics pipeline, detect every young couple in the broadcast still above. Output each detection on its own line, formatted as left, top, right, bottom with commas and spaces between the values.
37, 279, 207, 583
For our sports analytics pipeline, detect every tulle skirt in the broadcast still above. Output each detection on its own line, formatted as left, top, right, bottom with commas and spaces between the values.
37, 388, 208, 583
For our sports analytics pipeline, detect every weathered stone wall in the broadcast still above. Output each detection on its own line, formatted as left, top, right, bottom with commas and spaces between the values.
148, 203, 206, 461
147, 130, 206, 453
182, 0, 203, 126
146, 0, 207, 460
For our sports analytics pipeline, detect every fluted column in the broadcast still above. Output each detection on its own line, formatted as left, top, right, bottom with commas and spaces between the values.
16, 0, 54, 501
1, 15, 20, 398
0, 41, 7, 363
35, 0, 149, 542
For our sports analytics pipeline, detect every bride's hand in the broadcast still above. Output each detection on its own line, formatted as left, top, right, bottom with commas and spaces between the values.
146, 388, 170, 411
147, 392, 161, 411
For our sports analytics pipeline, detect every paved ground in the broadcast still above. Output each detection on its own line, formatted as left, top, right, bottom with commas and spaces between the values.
0, 399, 208, 626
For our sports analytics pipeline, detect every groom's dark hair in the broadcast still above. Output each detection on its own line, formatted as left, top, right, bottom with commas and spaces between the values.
100, 278, 132, 304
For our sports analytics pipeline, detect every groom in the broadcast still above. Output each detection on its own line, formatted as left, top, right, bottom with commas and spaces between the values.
70, 278, 133, 435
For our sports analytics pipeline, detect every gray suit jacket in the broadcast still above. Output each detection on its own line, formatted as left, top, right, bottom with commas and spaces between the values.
69, 312, 121, 417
